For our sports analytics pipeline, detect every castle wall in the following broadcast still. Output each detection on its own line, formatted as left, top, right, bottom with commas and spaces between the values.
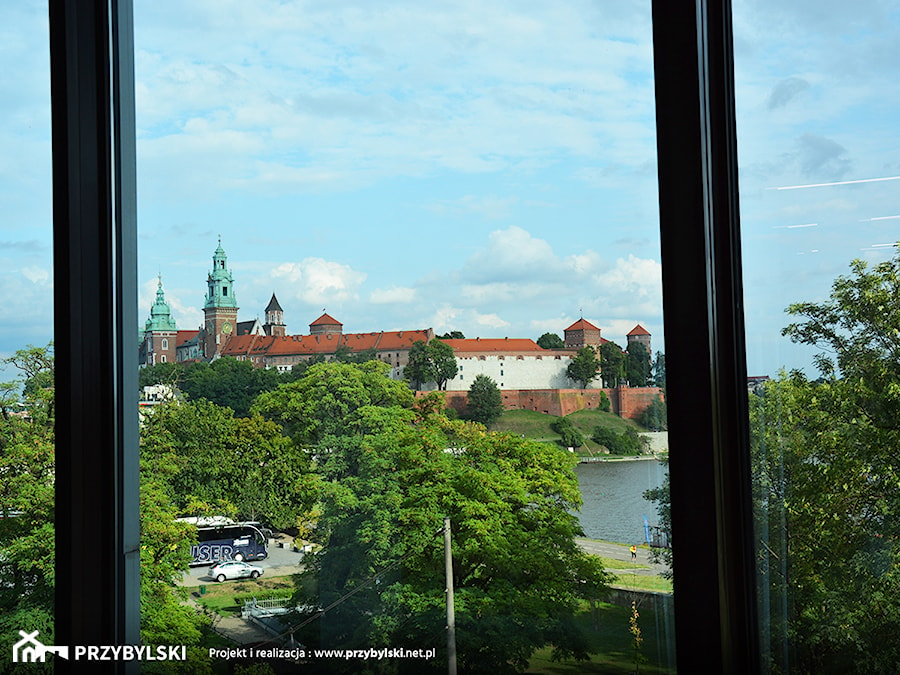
416, 353, 600, 392
428, 386, 663, 421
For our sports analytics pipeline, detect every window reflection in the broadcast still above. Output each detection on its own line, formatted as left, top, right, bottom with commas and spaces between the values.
734, 0, 900, 670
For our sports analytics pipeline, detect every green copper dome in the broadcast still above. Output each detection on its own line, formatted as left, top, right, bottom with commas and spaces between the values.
204, 237, 238, 309
145, 277, 177, 332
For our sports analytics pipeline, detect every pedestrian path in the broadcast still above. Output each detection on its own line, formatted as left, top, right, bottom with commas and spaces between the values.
575, 538, 668, 576
186, 595, 276, 645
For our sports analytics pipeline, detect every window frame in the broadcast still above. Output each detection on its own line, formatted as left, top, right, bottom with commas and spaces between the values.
49, 0, 759, 672
50, 0, 140, 664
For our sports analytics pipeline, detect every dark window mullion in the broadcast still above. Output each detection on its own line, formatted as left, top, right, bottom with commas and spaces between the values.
50, 0, 140, 665
652, 1, 759, 672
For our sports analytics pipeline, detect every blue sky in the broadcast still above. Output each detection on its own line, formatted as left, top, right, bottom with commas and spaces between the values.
1, 0, 898, 379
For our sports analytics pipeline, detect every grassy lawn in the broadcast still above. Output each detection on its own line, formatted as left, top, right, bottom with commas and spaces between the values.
493, 409, 655, 459
609, 573, 673, 595
188, 576, 296, 616
598, 556, 650, 570
526, 600, 676, 674
492, 409, 560, 440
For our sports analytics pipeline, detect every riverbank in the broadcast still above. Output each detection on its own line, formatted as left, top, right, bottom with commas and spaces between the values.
578, 453, 665, 463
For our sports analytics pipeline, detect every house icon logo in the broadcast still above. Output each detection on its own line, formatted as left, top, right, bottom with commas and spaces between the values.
12, 630, 70, 663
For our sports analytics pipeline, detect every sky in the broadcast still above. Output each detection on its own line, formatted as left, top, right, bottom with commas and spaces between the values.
1, 0, 899, 380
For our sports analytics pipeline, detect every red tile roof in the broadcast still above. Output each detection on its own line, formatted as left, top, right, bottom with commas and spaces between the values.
310, 313, 342, 326
176, 330, 199, 346
627, 324, 651, 336
564, 318, 600, 332
441, 338, 547, 353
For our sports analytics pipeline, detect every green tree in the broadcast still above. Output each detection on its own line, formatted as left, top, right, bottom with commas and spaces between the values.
403, 340, 431, 390
625, 341, 652, 387
253, 360, 414, 445
591, 426, 644, 455
403, 340, 458, 391
566, 347, 601, 389
465, 374, 504, 427
652, 351, 666, 387
292, 398, 612, 673
0, 345, 56, 664
536, 332, 565, 349
639, 395, 667, 431
428, 339, 458, 390
142, 399, 317, 529
599, 342, 626, 387
747, 252, 900, 672
139, 357, 290, 417
551, 416, 585, 448
436, 330, 465, 339
642, 462, 672, 579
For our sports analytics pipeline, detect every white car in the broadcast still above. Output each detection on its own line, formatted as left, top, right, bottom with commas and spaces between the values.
209, 560, 264, 582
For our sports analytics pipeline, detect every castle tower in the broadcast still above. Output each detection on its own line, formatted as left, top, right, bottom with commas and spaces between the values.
626, 324, 652, 354
142, 276, 178, 365
263, 293, 286, 337
202, 237, 239, 358
309, 312, 343, 336
564, 318, 602, 349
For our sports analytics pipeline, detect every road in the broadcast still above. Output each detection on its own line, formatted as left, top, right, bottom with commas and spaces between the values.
575, 538, 668, 576
178, 536, 307, 587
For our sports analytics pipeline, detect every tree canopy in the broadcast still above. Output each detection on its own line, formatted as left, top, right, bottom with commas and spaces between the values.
139, 357, 290, 417
403, 339, 459, 391
749, 252, 900, 672
598, 342, 625, 388
625, 341, 652, 387
465, 374, 504, 427
566, 347, 601, 389
293, 407, 611, 672
536, 332, 565, 349
253, 360, 414, 445
0, 345, 56, 660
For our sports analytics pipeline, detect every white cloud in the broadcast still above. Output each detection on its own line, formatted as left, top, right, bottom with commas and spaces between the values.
369, 286, 417, 304
272, 257, 367, 306
474, 312, 510, 329
21, 266, 49, 284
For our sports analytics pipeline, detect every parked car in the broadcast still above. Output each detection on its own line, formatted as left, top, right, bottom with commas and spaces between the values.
209, 560, 264, 582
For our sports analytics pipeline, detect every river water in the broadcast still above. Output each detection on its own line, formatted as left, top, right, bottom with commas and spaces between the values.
575, 459, 667, 545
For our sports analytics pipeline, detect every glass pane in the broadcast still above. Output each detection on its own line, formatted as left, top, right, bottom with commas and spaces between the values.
734, 1, 900, 671
135, 2, 675, 671
0, 0, 55, 665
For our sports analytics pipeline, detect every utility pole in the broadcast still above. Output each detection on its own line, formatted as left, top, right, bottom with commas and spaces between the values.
444, 517, 457, 675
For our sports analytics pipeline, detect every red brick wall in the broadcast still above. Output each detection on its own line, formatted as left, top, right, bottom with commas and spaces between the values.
420, 387, 663, 421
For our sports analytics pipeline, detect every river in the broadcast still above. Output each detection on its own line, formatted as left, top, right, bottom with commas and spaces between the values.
575, 459, 667, 545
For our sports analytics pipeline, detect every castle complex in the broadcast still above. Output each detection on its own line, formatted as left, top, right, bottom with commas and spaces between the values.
139, 241, 653, 394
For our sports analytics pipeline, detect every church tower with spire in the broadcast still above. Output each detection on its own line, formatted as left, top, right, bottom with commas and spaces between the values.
263, 293, 286, 337
202, 237, 239, 358
141, 276, 178, 365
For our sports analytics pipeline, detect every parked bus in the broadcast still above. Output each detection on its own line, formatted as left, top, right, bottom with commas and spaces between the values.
177, 518, 269, 566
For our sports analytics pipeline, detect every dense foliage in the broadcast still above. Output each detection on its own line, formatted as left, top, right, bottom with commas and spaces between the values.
591, 425, 644, 455
139, 356, 303, 417
566, 347, 601, 389
638, 395, 667, 431
624, 341, 652, 387
278, 369, 612, 673
598, 342, 625, 388
404, 339, 459, 390
750, 252, 900, 673
0, 345, 56, 670
550, 416, 585, 448
465, 374, 504, 427
536, 332, 565, 349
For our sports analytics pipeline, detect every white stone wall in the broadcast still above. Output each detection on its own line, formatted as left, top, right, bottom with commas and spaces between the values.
403, 353, 600, 391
